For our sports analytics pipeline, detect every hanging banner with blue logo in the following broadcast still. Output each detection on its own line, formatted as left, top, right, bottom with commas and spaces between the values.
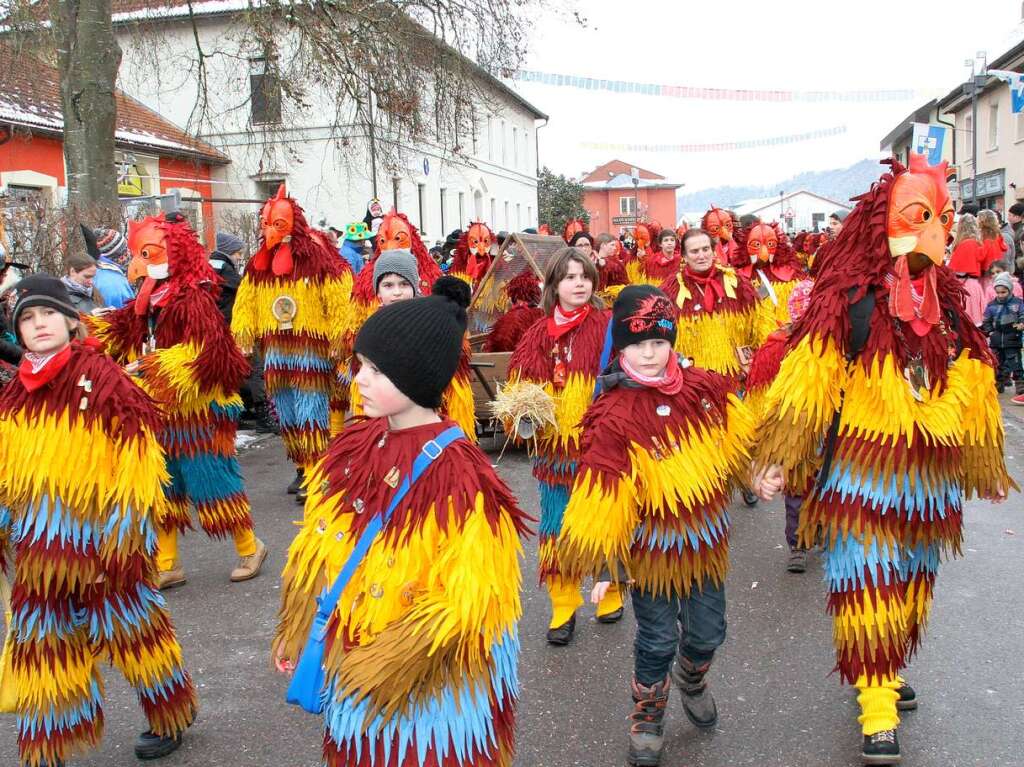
987, 69, 1024, 113
911, 123, 946, 166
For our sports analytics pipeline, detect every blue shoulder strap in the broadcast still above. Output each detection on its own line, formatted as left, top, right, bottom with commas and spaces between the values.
313, 424, 465, 639
591, 318, 615, 399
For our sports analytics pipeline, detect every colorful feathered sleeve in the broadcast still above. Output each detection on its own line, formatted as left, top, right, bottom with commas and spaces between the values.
956, 353, 1015, 498
557, 404, 639, 584
755, 332, 847, 490
441, 338, 478, 442
333, 490, 524, 723
743, 331, 788, 426
85, 304, 146, 363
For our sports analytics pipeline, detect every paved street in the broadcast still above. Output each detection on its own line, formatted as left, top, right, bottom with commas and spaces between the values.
3, 407, 1023, 767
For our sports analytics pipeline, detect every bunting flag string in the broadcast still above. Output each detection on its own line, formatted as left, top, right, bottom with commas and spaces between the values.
513, 70, 924, 103
581, 126, 847, 153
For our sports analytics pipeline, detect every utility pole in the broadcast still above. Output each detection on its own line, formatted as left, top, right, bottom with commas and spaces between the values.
965, 51, 988, 204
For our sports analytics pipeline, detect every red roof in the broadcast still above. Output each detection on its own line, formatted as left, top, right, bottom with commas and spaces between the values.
581, 160, 665, 184
0, 45, 228, 164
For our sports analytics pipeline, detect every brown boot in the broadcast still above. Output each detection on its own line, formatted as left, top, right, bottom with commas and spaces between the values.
671, 655, 718, 728
157, 567, 187, 590
628, 676, 670, 766
230, 538, 267, 582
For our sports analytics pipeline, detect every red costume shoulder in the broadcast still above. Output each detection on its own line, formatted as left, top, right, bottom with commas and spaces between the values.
509, 308, 609, 380
484, 305, 545, 353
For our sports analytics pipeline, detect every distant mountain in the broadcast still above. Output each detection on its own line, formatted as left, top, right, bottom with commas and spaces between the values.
677, 158, 881, 213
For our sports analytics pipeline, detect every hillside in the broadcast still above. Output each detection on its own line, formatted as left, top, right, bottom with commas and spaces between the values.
677, 158, 881, 212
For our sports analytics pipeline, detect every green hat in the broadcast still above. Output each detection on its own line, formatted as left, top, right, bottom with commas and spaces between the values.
345, 222, 372, 242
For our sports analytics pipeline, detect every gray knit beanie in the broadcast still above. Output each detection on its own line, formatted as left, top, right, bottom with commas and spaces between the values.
373, 249, 420, 296
993, 272, 1015, 292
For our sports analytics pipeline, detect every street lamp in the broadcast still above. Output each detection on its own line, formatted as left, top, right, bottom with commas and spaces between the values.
964, 51, 988, 204
631, 166, 640, 233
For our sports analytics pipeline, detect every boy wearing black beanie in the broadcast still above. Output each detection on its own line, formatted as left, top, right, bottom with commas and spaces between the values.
557, 285, 780, 767
273, 278, 530, 767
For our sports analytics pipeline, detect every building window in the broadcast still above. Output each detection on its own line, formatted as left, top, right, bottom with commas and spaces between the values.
524, 130, 531, 171
501, 120, 507, 166
964, 114, 973, 159
504, 200, 510, 229
471, 118, 479, 156
458, 192, 465, 226
989, 102, 1000, 149
249, 57, 281, 125
417, 184, 427, 236
515, 203, 521, 230
620, 196, 636, 215
439, 188, 447, 234
527, 205, 533, 225
256, 178, 286, 200
487, 118, 494, 161
490, 197, 497, 226
512, 127, 519, 168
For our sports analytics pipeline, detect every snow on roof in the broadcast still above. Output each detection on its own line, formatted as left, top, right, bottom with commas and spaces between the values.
583, 172, 682, 190
0, 45, 228, 164
730, 190, 851, 215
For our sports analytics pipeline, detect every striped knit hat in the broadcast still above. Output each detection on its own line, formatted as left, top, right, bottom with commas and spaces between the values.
94, 227, 129, 267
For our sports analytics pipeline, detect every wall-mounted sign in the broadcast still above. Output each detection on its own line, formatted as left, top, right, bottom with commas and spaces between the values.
611, 215, 637, 225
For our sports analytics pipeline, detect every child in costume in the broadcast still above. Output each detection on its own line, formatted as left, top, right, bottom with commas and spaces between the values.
981, 271, 1024, 398
626, 229, 681, 287
754, 155, 1014, 765
498, 247, 624, 646
0, 275, 197, 766
232, 186, 353, 499
273, 280, 529, 767
89, 211, 266, 589
557, 285, 778, 767
346, 251, 476, 439
744, 278, 815, 573
659, 228, 760, 386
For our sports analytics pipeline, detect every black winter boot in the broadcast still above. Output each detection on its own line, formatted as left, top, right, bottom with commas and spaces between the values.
135, 730, 183, 760
287, 468, 304, 495
254, 401, 281, 434
545, 613, 576, 645
670, 655, 718, 728
628, 676, 670, 766
896, 682, 917, 711
861, 728, 900, 764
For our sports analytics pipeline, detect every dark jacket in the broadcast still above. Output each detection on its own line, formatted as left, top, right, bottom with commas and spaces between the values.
209, 252, 241, 326
0, 314, 22, 365
981, 295, 1024, 349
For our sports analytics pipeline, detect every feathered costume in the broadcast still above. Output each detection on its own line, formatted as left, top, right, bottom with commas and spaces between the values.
658, 265, 760, 383
732, 222, 804, 342
231, 186, 354, 465
88, 213, 256, 567
0, 342, 196, 766
274, 418, 530, 767
448, 222, 494, 290
483, 270, 544, 353
624, 223, 661, 285
755, 155, 1015, 738
557, 361, 755, 598
594, 245, 629, 302
500, 307, 623, 628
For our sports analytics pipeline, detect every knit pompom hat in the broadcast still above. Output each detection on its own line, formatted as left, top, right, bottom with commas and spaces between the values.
354, 276, 470, 409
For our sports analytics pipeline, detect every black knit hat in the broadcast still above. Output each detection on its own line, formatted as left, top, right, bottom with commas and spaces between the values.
12, 273, 81, 326
354, 276, 470, 409
612, 285, 677, 349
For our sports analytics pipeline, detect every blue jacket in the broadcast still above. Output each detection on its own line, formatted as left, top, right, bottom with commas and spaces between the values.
982, 295, 1024, 349
339, 241, 365, 274
92, 258, 135, 309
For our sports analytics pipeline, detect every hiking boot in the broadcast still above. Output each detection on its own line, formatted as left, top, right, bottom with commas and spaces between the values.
596, 607, 624, 624
287, 468, 304, 494
787, 548, 807, 573
896, 683, 917, 711
157, 568, 186, 590
135, 730, 183, 760
861, 729, 900, 764
230, 538, 267, 582
627, 676, 670, 766
996, 381, 1006, 394
1012, 393, 1024, 406
545, 613, 576, 646
741, 488, 759, 507
295, 486, 308, 506
254, 402, 280, 435
670, 655, 718, 729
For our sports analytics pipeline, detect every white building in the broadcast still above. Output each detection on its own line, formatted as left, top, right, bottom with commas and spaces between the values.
112, 0, 547, 241
730, 190, 851, 234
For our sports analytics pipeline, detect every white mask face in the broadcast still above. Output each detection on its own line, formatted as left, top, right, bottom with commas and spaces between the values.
147, 262, 169, 279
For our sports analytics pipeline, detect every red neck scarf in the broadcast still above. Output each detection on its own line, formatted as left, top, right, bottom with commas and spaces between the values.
620, 352, 685, 395
651, 248, 677, 268
19, 344, 72, 392
546, 303, 591, 340
887, 256, 939, 336
684, 266, 725, 312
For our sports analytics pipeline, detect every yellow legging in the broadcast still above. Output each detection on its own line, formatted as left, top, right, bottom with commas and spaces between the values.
857, 675, 903, 735
547, 575, 623, 629
157, 526, 258, 571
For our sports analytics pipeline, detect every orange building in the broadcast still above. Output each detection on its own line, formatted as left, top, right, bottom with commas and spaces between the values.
581, 160, 682, 237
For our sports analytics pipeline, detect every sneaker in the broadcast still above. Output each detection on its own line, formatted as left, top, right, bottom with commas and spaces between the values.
1012, 393, 1024, 405
157, 568, 186, 590
230, 538, 267, 582
295, 486, 308, 506
628, 676, 670, 766
135, 730, 183, 760
545, 613, 576, 646
287, 468, 304, 494
670, 656, 718, 729
596, 606, 624, 624
787, 548, 807, 573
741, 488, 759, 507
861, 729, 900, 764
896, 683, 917, 711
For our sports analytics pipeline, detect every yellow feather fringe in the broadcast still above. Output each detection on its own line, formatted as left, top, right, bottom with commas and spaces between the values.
231, 273, 354, 350
674, 307, 758, 378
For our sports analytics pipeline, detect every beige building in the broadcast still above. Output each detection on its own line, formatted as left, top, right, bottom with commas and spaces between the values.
936, 40, 1024, 213
878, 99, 956, 169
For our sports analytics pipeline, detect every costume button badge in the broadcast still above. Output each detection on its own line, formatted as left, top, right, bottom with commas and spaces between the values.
353, 498, 365, 514
656, 405, 671, 417
369, 583, 384, 599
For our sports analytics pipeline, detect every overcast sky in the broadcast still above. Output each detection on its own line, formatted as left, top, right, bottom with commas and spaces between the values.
510, 0, 1024, 191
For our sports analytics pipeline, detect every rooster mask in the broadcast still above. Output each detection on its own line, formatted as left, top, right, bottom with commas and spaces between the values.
377, 213, 412, 252
746, 223, 778, 265
250, 184, 295, 276
702, 207, 733, 243
464, 222, 493, 281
